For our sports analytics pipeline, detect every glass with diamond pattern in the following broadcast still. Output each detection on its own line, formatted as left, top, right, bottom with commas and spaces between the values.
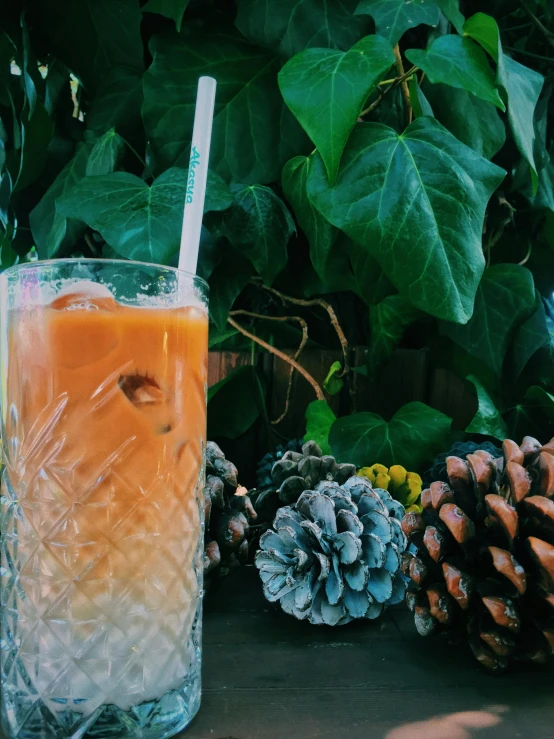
0, 259, 208, 739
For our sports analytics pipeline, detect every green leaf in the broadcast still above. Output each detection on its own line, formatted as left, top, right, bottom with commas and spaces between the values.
329, 401, 452, 469
86, 129, 125, 176
463, 13, 544, 192
235, 0, 369, 58
423, 82, 505, 159
465, 375, 508, 441
306, 118, 505, 323
86, 67, 143, 137
279, 36, 394, 183
510, 292, 551, 379
367, 295, 421, 379
56, 168, 231, 264
304, 399, 336, 455
222, 185, 295, 284
441, 264, 536, 375
521, 386, 554, 423
20, 15, 39, 118
354, 0, 440, 45
208, 365, 265, 439
29, 140, 94, 258
282, 156, 355, 292
408, 76, 434, 119
349, 241, 394, 306
26, 0, 143, 94
323, 361, 344, 395
435, 0, 465, 34
142, 32, 309, 183
405, 36, 505, 111
209, 243, 254, 332
13, 102, 54, 191
525, 156, 554, 212
141, 0, 190, 31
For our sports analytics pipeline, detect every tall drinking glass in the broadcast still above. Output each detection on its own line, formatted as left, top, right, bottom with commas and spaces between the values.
0, 259, 208, 739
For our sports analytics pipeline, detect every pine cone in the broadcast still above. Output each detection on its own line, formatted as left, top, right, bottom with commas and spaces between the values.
204, 441, 256, 578
402, 436, 554, 673
256, 439, 303, 491
255, 476, 408, 625
422, 440, 502, 486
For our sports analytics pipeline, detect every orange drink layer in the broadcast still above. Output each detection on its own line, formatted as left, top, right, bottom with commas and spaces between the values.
4, 290, 208, 714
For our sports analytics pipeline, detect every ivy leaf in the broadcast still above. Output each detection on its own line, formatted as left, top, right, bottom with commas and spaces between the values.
13, 102, 54, 191
208, 365, 265, 439
279, 35, 394, 183
510, 292, 551, 379
235, 0, 369, 58
87, 67, 143, 137
86, 129, 125, 176
306, 118, 506, 323
367, 295, 421, 379
349, 241, 394, 306
323, 361, 344, 395
521, 386, 554, 423
423, 82, 505, 159
408, 77, 434, 119
26, 0, 143, 94
141, 0, 190, 31
406, 37, 505, 111
329, 402, 452, 469
56, 168, 231, 264
29, 139, 95, 258
465, 375, 508, 441
20, 15, 39, 119
435, 0, 465, 33
464, 13, 544, 192
142, 32, 309, 182
441, 264, 536, 375
354, 0, 440, 46
282, 156, 355, 292
209, 243, 254, 332
304, 399, 337, 455
222, 185, 295, 284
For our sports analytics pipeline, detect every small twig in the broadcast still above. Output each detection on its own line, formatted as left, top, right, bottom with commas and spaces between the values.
229, 311, 309, 424
84, 232, 100, 256
122, 137, 147, 169
255, 281, 350, 376
360, 66, 418, 117
520, 1, 554, 49
394, 44, 412, 127
227, 316, 324, 401
518, 241, 532, 266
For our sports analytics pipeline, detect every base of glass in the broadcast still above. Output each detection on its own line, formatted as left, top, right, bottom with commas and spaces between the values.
1, 675, 201, 739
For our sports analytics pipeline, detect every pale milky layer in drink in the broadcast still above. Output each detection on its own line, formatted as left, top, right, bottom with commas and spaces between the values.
7, 282, 208, 715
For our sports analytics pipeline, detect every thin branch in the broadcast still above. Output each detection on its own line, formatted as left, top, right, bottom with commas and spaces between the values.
122, 138, 147, 169
518, 241, 532, 266
360, 66, 418, 117
504, 46, 553, 61
255, 281, 350, 375
394, 44, 412, 127
520, 1, 554, 49
227, 316, 325, 401
229, 311, 309, 424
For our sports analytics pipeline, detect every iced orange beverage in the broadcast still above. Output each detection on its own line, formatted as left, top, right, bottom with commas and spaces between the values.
0, 260, 208, 739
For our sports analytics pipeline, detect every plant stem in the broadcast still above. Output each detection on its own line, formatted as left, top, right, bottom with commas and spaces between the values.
360, 66, 418, 117
504, 46, 553, 61
123, 138, 147, 168
519, 1, 554, 49
394, 44, 412, 127
227, 316, 325, 401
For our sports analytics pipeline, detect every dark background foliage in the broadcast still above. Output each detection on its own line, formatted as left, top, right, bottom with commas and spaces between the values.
1, 0, 553, 473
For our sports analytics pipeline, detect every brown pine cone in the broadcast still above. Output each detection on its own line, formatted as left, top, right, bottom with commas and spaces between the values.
402, 437, 554, 673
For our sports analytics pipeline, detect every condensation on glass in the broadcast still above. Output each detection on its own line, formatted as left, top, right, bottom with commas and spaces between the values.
0, 259, 208, 739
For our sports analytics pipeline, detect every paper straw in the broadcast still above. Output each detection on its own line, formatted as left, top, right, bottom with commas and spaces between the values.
178, 76, 217, 274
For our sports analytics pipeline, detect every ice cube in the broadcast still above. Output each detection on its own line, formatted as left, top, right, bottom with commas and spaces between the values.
51, 281, 118, 312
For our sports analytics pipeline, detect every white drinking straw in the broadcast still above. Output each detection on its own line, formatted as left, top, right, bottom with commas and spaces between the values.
178, 76, 217, 274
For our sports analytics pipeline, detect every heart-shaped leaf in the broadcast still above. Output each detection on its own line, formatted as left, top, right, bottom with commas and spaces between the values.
406, 36, 505, 111
235, 0, 370, 58
86, 67, 143, 137
367, 294, 421, 379
510, 292, 551, 379
142, 32, 309, 182
354, 0, 440, 45
329, 401, 452, 469
221, 184, 295, 284
464, 13, 544, 192
86, 129, 125, 176
441, 264, 536, 375
209, 243, 254, 332
307, 118, 506, 323
323, 361, 344, 395
435, 0, 465, 34
208, 365, 265, 439
423, 82, 505, 159
465, 375, 508, 441
56, 168, 232, 264
282, 156, 355, 292
141, 0, 190, 31
304, 399, 336, 455
279, 35, 394, 182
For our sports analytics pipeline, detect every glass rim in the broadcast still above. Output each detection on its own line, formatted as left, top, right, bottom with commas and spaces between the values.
1, 257, 209, 291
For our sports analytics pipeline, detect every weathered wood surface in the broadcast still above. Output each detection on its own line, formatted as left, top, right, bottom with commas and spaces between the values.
182, 568, 554, 739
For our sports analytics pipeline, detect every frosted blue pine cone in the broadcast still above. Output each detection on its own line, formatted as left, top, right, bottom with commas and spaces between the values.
255, 476, 408, 625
